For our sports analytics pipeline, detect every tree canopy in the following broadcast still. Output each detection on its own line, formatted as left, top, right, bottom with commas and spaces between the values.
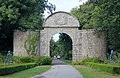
71, 3, 94, 29
71, 0, 120, 51
0, 0, 55, 52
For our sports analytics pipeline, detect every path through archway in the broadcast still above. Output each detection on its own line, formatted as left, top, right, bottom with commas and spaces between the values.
50, 33, 72, 60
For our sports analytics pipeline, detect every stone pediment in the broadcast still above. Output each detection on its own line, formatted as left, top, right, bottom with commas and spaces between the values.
44, 11, 80, 28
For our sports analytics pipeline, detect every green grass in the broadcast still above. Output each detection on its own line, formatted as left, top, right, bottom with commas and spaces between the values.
61, 59, 72, 64
0, 65, 51, 78
74, 65, 120, 78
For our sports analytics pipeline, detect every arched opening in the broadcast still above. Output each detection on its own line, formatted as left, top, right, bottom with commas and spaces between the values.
50, 33, 72, 60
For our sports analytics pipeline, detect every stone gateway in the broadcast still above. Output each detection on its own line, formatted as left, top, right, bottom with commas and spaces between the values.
14, 11, 106, 61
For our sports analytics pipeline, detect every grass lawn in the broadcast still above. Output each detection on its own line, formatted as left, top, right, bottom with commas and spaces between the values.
74, 65, 120, 78
0, 65, 51, 78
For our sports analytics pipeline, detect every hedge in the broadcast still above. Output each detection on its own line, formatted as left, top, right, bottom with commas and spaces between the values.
19, 56, 34, 63
0, 63, 36, 76
85, 62, 120, 74
0, 56, 52, 75
1, 56, 52, 64
35, 56, 52, 65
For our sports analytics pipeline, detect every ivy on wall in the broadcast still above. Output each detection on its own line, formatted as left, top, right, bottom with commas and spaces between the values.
24, 31, 39, 56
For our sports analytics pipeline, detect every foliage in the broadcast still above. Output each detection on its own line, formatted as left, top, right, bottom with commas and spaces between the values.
24, 31, 39, 55
82, 58, 104, 63
0, 66, 51, 78
72, 61, 84, 65
71, 0, 120, 51
35, 56, 52, 65
0, 50, 8, 56
19, 56, 34, 63
0, 0, 55, 53
0, 56, 51, 76
13, 56, 52, 65
85, 62, 120, 74
50, 33, 72, 60
90, 0, 120, 50
74, 65, 120, 78
0, 0, 55, 30
50, 37, 57, 57
1, 56, 52, 65
61, 59, 72, 64
0, 55, 5, 64
0, 63, 36, 76
1, 56, 21, 64
71, 3, 95, 29
12, 56, 21, 63
57, 33, 72, 60
72, 58, 103, 65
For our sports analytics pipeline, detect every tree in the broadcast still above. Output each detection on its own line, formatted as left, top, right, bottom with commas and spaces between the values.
50, 33, 72, 60
89, 0, 120, 50
72, 0, 120, 51
71, 2, 95, 29
0, 0, 55, 53
57, 33, 72, 60
50, 37, 57, 57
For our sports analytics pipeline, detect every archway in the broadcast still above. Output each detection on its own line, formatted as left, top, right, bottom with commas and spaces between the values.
14, 11, 107, 61
50, 33, 72, 60
39, 11, 80, 61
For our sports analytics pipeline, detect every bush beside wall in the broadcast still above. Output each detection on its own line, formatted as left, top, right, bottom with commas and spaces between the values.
35, 56, 52, 65
20, 56, 34, 63
85, 62, 120, 74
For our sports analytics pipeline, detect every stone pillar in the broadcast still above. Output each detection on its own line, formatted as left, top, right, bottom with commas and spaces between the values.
72, 30, 83, 61
39, 29, 50, 56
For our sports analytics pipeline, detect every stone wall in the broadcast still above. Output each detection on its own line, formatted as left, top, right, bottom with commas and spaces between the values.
13, 29, 106, 61
13, 30, 39, 56
78, 29, 106, 61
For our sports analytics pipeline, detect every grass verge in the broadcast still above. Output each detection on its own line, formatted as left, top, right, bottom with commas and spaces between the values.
0, 65, 51, 78
61, 59, 72, 64
74, 65, 120, 78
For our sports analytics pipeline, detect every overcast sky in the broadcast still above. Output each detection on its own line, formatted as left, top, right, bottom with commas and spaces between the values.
44, 0, 88, 41
44, 0, 88, 18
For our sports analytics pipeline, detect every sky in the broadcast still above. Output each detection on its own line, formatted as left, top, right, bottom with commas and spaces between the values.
44, 0, 88, 41
44, 0, 88, 18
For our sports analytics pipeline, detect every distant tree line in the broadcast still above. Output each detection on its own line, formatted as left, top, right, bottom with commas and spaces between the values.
50, 33, 72, 60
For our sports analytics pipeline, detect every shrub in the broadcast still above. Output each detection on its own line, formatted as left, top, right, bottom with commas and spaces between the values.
72, 61, 83, 65
20, 56, 34, 63
35, 56, 52, 65
0, 50, 8, 56
40, 56, 52, 65
0, 63, 36, 76
85, 62, 120, 74
82, 58, 104, 63
71, 58, 104, 65
12, 56, 21, 63
1, 56, 52, 65
0, 56, 5, 63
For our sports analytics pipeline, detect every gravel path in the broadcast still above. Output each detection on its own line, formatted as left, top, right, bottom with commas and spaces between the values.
32, 59, 83, 78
